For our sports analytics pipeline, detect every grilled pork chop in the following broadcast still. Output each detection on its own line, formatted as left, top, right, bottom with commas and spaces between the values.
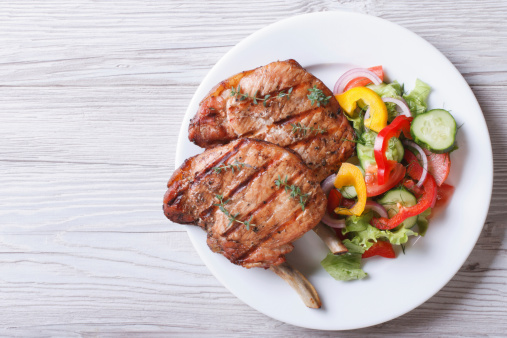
163, 138, 326, 269
188, 59, 355, 182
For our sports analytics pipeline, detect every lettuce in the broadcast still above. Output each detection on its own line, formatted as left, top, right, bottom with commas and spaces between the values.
344, 110, 365, 135
403, 79, 431, 115
385, 226, 418, 245
320, 240, 367, 281
367, 81, 404, 121
343, 214, 418, 250
321, 213, 419, 281
368, 81, 404, 98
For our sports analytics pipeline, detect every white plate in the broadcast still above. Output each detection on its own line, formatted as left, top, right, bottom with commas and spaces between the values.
175, 11, 493, 330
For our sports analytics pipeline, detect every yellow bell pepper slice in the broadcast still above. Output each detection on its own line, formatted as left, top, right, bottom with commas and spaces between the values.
335, 87, 388, 133
333, 163, 367, 216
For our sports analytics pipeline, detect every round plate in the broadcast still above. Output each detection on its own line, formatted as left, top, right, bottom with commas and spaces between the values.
175, 11, 493, 330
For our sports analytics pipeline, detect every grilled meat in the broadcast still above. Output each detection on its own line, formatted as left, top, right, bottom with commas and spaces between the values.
163, 138, 326, 269
188, 59, 355, 182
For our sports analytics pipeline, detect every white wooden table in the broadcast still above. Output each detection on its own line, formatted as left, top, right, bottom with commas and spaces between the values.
1, 1, 506, 336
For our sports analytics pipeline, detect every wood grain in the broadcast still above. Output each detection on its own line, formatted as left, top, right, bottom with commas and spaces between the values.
0, 0, 506, 336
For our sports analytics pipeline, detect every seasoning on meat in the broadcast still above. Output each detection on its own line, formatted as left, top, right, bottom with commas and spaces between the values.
188, 59, 355, 182
163, 139, 326, 269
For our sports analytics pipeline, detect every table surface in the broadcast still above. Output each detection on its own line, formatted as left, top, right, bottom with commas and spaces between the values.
1, 0, 506, 336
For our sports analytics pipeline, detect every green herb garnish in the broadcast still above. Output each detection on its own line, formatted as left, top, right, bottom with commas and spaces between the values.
290, 122, 326, 136
214, 195, 256, 231
213, 159, 250, 174
307, 85, 331, 107
274, 175, 310, 211
230, 85, 293, 107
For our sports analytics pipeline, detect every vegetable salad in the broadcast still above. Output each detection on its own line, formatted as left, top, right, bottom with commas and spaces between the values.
321, 66, 457, 280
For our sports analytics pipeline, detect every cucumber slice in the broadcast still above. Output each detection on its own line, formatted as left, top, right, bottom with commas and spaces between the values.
338, 166, 364, 199
411, 109, 456, 153
378, 188, 418, 228
389, 136, 404, 162
340, 186, 357, 199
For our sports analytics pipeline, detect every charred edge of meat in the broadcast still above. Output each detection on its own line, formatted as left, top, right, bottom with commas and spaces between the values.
163, 139, 247, 223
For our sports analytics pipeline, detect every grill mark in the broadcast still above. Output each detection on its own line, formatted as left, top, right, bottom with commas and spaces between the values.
188, 139, 246, 189
198, 154, 283, 220
273, 107, 321, 127
286, 124, 345, 149
242, 107, 324, 141
221, 186, 285, 238
234, 210, 300, 264
224, 168, 306, 256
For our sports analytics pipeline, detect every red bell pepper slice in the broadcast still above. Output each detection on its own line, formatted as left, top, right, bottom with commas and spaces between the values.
362, 240, 395, 258
371, 149, 438, 230
374, 115, 413, 185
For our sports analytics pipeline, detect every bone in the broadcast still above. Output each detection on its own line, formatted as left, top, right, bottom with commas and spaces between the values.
269, 261, 321, 309
313, 222, 348, 255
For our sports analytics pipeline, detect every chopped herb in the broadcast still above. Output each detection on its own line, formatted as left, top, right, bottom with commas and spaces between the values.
214, 195, 256, 231
230, 85, 293, 107
307, 85, 331, 107
213, 159, 250, 174
290, 122, 327, 136
274, 175, 310, 211
277, 87, 293, 99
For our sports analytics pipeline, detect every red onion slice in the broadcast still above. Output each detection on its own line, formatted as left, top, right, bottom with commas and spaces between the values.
321, 213, 347, 228
321, 174, 336, 195
333, 68, 382, 95
364, 200, 388, 218
403, 140, 428, 187
382, 97, 412, 118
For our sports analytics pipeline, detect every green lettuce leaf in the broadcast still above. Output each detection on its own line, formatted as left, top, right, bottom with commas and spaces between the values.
403, 79, 431, 115
320, 239, 367, 281
367, 81, 404, 121
344, 110, 365, 135
344, 213, 372, 232
342, 239, 366, 254
385, 226, 418, 245
368, 81, 404, 98
343, 214, 418, 250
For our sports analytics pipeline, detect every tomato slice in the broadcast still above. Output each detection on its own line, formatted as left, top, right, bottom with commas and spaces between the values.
425, 149, 451, 186
344, 66, 384, 91
365, 163, 406, 197
327, 189, 342, 216
362, 240, 395, 258
435, 183, 455, 209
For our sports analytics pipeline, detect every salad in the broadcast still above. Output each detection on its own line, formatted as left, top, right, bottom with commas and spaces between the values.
320, 66, 457, 281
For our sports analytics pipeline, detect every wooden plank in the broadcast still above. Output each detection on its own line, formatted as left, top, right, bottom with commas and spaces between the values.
0, 0, 506, 335
0, 1, 505, 87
